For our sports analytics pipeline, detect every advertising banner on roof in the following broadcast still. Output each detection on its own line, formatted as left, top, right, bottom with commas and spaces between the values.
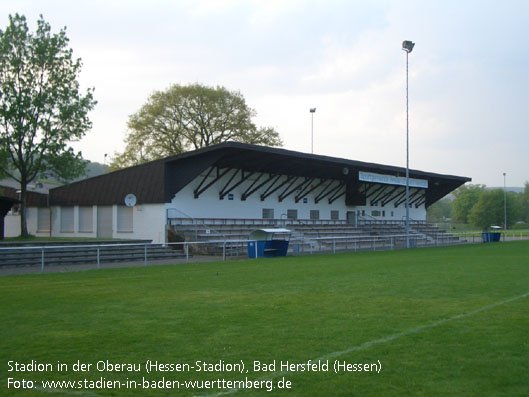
359, 171, 428, 188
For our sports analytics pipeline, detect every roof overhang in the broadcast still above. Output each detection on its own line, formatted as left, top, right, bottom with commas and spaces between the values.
50, 142, 471, 207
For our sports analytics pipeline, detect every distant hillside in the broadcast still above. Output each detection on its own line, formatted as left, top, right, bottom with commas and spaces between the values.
79, 161, 110, 180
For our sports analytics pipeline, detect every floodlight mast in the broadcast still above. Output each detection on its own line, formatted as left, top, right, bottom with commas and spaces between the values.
310, 108, 316, 154
402, 40, 414, 249
503, 172, 507, 231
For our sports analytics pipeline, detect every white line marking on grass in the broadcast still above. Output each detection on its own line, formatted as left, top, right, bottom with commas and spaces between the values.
202, 291, 529, 397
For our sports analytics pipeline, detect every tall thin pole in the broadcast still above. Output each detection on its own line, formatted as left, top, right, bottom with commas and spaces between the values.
311, 112, 314, 154
310, 108, 316, 154
503, 172, 507, 230
405, 50, 410, 249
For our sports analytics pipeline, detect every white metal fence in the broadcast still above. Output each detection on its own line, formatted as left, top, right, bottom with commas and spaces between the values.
1, 231, 527, 274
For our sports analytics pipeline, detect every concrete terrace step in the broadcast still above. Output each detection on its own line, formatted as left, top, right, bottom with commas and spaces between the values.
0, 242, 187, 267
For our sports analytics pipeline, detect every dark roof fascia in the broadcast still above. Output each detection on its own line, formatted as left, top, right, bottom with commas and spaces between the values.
165, 142, 471, 183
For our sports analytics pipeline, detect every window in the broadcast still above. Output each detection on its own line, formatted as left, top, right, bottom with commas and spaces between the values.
371, 210, 381, 217
287, 209, 298, 219
60, 207, 74, 232
362, 210, 365, 216
303, 198, 308, 204
78, 206, 93, 233
330, 210, 339, 220
310, 210, 320, 220
228, 193, 234, 201
262, 208, 274, 219
37, 208, 50, 232
382, 210, 386, 217
117, 206, 133, 232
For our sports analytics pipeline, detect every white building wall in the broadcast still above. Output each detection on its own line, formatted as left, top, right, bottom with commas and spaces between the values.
50, 204, 166, 243
4, 213, 20, 237
167, 170, 426, 222
4, 208, 51, 238
113, 204, 166, 243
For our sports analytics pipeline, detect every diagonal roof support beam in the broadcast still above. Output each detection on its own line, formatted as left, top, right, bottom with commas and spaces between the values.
364, 183, 379, 197
314, 180, 337, 203
370, 186, 393, 206
193, 166, 215, 198
395, 188, 421, 207
415, 197, 426, 208
366, 184, 386, 201
381, 187, 405, 207
218, 168, 239, 199
219, 169, 255, 200
194, 167, 232, 198
328, 183, 346, 204
410, 192, 425, 207
315, 181, 343, 204
260, 175, 294, 201
373, 186, 399, 207
278, 177, 311, 202
295, 178, 325, 203
241, 173, 270, 201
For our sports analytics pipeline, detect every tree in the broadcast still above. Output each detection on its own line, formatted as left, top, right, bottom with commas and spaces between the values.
468, 189, 521, 230
426, 198, 452, 223
521, 182, 529, 223
0, 14, 96, 236
452, 184, 485, 224
110, 83, 282, 169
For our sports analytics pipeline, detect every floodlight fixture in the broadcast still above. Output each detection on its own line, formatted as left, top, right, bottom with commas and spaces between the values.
310, 108, 316, 113
402, 40, 415, 53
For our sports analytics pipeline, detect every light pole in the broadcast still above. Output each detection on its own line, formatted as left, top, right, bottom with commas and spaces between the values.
402, 40, 415, 249
310, 108, 316, 154
503, 172, 507, 230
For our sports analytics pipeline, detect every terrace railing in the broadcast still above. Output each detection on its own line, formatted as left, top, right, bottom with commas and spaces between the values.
2, 231, 527, 275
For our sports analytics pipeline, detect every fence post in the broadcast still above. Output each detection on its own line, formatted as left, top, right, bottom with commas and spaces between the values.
97, 247, 100, 269
185, 243, 189, 262
223, 240, 226, 261
41, 249, 44, 273
144, 244, 147, 266
333, 238, 335, 254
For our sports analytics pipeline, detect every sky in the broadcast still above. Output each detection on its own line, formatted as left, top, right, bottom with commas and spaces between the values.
2, 0, 528, 187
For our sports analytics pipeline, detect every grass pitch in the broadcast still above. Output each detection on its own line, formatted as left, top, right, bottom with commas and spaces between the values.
2, 241, 529, 396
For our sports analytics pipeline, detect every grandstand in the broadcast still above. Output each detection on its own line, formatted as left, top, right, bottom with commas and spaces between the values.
168, 216, 464, 257
2, 142, 470, 256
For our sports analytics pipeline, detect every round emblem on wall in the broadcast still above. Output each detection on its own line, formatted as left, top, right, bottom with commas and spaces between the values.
124, 193, 137, 207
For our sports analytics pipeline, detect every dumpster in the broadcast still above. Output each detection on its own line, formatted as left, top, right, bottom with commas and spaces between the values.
482, 232, 501, 242
482, 226, 502, 243
248, 228, 291, 258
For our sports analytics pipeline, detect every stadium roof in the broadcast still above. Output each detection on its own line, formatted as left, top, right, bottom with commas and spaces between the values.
50, 142, 471, 208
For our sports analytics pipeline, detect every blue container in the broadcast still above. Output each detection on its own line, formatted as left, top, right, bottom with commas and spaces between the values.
248, 239, 290, 258
482, 232, 501, 243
